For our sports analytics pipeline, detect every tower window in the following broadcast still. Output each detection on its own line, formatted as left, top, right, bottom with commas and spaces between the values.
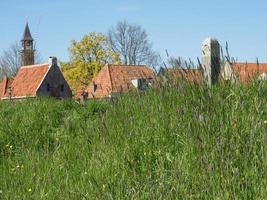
46, 83, 50, 91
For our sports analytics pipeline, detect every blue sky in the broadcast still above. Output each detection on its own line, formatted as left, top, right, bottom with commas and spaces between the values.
1, 0, 267, 63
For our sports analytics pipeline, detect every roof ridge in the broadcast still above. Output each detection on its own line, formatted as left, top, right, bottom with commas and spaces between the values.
167, 68, 201, 70
108, 64, 147, 67
20, 63, 50, 69
234, 62, 267, 65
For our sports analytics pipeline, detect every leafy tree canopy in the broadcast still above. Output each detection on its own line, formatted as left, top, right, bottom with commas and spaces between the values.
61, 32, 120, 94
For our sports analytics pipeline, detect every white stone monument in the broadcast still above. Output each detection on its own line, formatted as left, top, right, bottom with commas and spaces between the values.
201, 38, 221, 85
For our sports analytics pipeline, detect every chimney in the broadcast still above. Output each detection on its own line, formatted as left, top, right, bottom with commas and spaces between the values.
201, 38, 221, 85
49, 56, 57, 66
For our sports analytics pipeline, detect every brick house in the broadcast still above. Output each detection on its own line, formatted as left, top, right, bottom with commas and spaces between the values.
78, 64, 155, 99
0, 23, 72, 100
0, 57, 72, 100
222, 62, 267, 82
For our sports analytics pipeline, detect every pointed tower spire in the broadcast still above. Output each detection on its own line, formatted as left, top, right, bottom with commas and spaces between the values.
21, 22, 33, 41
20, 23, 35, 66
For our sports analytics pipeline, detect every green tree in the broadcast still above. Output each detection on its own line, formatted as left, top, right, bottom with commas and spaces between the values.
61, 33, 120, 94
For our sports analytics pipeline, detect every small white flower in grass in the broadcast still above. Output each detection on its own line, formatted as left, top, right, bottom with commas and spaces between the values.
264, 120, 267, 124
28, 188, 32, 192
84, 171, 88, 175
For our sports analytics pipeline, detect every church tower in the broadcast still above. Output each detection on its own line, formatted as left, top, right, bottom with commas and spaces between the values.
20, 23, 35, 66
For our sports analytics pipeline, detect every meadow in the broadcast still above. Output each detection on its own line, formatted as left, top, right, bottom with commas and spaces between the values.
0, 81, 266, 199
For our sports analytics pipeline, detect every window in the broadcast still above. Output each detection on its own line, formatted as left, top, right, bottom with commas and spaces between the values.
61, 84, 64, 92
46, 83, 50, 91
131, 78, 150, 90
93, 83, 97, 92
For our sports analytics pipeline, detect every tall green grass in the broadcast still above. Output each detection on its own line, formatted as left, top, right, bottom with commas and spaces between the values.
0, 82, 266, 199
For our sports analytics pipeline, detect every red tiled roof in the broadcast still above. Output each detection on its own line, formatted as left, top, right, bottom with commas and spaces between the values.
84, 64, 155, 98
0, 77, 8, 98
0, 77, 14, 99
161, 68, 203, 84
232, 63, 267, 82
9, 64, 50, 98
